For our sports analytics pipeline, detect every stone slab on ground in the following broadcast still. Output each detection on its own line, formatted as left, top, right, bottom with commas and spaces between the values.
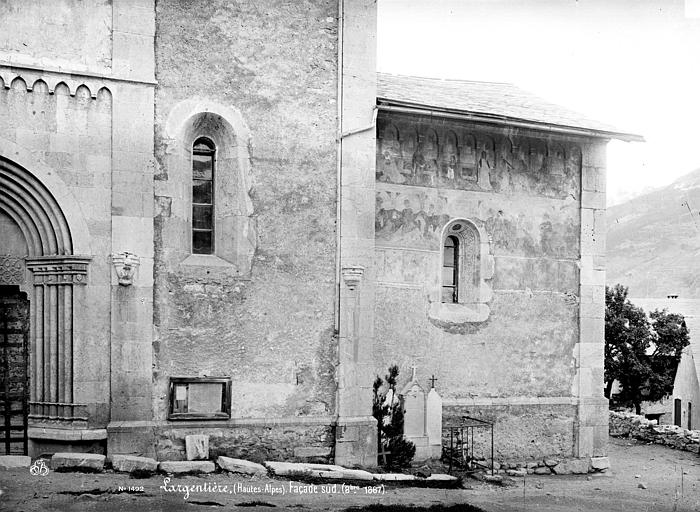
264, 461, 343, 477
159, 461, 215, 474
111, 454, 158, 473
426, 474, 459, 482
185, 435, 209, 461
373, 473, 416, 481
316, 469, 375, 481
553, 459, 589, 475
51, 453, 105, 472
534, 467, 551, 475
217, 456, 267, 476
507, 469, 527, 477
590, 456, 610, 470
0, 455, 31, 470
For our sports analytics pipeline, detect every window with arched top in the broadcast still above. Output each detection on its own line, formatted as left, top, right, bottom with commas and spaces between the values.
441, 221, 480, 304
431, 219, 494, 324
192, 138, 215, 254
442, 235, 459, 303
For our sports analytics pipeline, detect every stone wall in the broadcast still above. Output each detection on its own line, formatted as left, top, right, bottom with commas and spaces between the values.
610, 411, 700, 453
152, 0, 339, 422
154, 421, 334, 464
373, 111, 604, 459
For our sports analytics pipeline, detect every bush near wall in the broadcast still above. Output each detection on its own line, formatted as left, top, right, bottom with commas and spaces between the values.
610, 411, 700, 454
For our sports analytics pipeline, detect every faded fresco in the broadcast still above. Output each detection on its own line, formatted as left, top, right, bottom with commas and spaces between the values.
376, 117, 582, 199
376, 187, 579, 259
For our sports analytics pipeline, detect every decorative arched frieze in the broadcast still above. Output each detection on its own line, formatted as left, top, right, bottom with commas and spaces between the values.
428, 218, 494, 325
0, 69, 110, 99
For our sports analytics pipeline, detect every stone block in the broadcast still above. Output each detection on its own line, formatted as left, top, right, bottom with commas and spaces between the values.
111, 454, 158, 473
590, 456, 610, 470
552, 458, 589, 475
158, 461, 215, 474
216, 456, 267, 476
507, 469, 527, 477
185, 435, 209, 461
0, 455, 31, 469
534, 467, 551, 475
51, 453, 105, 472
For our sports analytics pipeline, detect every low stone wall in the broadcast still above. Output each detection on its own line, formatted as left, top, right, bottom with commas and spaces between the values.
609, 411, 700, 453
154, 421, 335, 463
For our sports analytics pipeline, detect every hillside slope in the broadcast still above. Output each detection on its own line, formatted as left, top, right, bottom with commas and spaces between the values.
606, 168, 700, 298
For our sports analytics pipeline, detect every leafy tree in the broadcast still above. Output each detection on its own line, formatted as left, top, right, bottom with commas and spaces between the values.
605, 284, 689, 414
372, 365, 415, 469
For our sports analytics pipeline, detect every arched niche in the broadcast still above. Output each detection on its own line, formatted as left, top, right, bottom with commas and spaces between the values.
162, 98, 256, 272
429, 218, 494, 325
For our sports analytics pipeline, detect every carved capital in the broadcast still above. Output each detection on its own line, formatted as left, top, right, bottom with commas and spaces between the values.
26, 256, 91, 286
0, 255, 25, 285
342, 265, 365, 290
112, 252, 140, 286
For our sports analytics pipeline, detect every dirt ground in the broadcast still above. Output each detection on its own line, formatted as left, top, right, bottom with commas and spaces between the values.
0, 437, 698, 512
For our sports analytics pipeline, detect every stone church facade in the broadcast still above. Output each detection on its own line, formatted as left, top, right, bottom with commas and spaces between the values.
0, 1, 639, 468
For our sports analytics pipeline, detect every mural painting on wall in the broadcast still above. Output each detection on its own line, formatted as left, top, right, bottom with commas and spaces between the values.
375, 190, 578, 259
376, 120, 582, 200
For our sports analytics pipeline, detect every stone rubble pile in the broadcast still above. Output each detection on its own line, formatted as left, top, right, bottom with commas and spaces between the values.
609, 411, 700, 454
487, 455, 605, 476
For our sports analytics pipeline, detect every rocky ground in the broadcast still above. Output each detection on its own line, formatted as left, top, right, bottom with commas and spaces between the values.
0, 437, 698, 512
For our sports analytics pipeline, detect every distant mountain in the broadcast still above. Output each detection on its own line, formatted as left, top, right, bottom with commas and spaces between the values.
606, 168, 700, 298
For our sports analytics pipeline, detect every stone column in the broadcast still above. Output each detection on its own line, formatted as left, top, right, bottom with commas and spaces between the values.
25, 256, 90, 423
335, 0, 378, 468
574, 141, 609, 459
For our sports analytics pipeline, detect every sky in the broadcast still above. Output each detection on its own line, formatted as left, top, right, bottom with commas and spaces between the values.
377, 0, 700, 205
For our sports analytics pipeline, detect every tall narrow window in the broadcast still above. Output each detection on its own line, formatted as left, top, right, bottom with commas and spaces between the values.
442, 235, 459, 303
192, 138, 215, 254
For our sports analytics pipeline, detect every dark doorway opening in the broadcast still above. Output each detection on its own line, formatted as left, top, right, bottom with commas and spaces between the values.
673, 398, 682, 427
0, 286, 29, 455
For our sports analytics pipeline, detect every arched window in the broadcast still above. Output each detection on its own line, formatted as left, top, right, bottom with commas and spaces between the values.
441, 220, 480, 304
431, 219, 493, 324
442, 235, 459, 303
192, 138, 215, 254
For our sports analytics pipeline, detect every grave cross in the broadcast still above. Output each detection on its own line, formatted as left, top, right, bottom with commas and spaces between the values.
377, 445, 391, 466
429, 374, 438, 389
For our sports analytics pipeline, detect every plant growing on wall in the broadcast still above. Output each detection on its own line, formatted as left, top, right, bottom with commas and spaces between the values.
605, 284, 690, 414
372, 365, 416, 469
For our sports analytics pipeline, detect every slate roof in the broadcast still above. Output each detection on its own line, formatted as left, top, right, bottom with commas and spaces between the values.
376, 73, 643, 141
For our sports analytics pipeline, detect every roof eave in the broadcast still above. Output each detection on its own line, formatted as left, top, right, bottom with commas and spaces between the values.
376, 100, 645, 143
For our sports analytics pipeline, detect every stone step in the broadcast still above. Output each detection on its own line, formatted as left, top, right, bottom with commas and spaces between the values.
111, 454, 158, 473
216, 456, 267, 476
0, 455, 31, 470
51, 453, 105, 472
159, 460, 215, 474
